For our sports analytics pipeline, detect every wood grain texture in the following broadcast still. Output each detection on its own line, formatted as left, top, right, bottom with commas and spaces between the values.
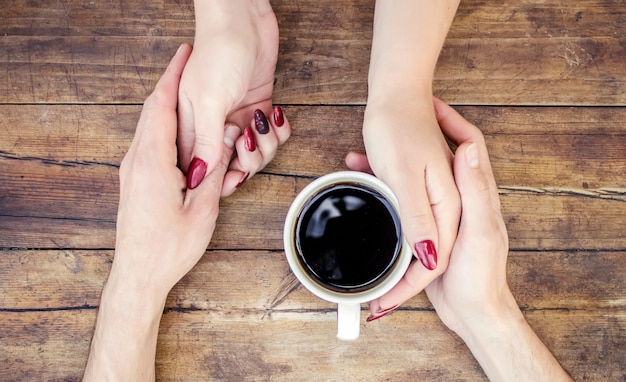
2, 308, 622, 381
1, 0, 625, 380
1, 104, 625, 187
1, 169, 624, 251
1, 250, 624, 381
1, 0, 625, 105
1, 105, 624, 250
1, 250, 623, 313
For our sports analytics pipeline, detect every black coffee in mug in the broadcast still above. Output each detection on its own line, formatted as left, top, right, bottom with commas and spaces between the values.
295, 183, 402, 293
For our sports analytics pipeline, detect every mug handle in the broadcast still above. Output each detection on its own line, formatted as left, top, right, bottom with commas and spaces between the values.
337, 302, 361, 340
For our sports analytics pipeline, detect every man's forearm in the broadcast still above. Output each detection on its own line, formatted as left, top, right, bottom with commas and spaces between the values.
367, 0, 460, 102
83, 271, 167, 381
457, 295, 573, 382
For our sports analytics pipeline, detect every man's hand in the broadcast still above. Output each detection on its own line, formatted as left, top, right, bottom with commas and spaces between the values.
83, 44, 239, 381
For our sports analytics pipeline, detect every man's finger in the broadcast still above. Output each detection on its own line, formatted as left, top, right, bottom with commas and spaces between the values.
433, 97, 481, 146
344, 151, 375, 174
131, 44, 192, 163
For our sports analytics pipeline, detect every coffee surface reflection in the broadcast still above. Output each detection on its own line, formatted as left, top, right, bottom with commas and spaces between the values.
295, 184, 402, 292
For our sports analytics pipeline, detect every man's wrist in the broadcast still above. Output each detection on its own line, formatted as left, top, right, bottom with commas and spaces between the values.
453, 290, 523, 343
102, 265, 170, 314
96, 271, 168, 343
450, 293, 529, 376
451, 293, 573, 381
84, 270, 168, 379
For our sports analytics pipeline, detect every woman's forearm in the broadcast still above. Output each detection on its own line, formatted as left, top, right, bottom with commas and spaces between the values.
83, 270, 167, 381
367, 0, 460, 102
193, 0, 271, 35
457, 294, 573, 382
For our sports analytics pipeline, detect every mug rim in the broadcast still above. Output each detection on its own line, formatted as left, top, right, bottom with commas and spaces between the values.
283, 171, 412, 305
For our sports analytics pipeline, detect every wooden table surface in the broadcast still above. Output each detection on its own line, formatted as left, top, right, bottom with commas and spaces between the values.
1, 1, 625, 380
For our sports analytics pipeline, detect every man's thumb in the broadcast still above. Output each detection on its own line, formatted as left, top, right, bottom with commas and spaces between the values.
453, 142, 492, 221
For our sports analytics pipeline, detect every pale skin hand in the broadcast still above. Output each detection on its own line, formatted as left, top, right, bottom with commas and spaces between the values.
428, 98, 573, 382
351, 0, 462, 317
83, 44, 239, 381
348, 98, 573, 381
178, 0, 291, 193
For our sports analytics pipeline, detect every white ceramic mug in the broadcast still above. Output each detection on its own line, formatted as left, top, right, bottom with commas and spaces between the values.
283, 171, 412, 340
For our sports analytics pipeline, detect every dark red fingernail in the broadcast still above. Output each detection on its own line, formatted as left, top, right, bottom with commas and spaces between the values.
244, 127, 256, 152
415, 240, 437, 270
186, 157, 207, 190
254, 109, 270, 134
235, 172, 249, 188
273, 105, 284, 127
367, 305, 398, 322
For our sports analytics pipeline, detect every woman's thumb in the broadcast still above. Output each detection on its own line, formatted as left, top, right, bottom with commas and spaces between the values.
186, 107, 226, 190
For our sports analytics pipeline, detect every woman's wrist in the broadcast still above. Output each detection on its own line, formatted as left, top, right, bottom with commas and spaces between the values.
367, 0, 459, 104
366, 81, 434, 112
193, 0, 265, 35
363, 90, 437, 136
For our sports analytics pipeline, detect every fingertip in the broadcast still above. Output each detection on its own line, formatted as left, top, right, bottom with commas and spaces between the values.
165, 42, 192, 78
344, 151, 357, 169
453, 142, 492, 212
368, 299, 383, 316
272, 106, 292, 145
221, 170, 249, 197
244, 126, 257, 152
254, 109, 270, 135
175, 42, 192, 58
344, 151, 373, 174
273, 105, 285, 127
224, 124, 242, 150
465, 142, 480, 169
453, 142, 481, 179
414, 239, 438, 271
186, 157, 208, 190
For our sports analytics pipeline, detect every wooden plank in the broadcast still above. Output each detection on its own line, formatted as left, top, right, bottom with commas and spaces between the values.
0, 308, 622, 381
1, 104, 624, 250
2, 250, 624, 379
1, 250, 624, 312
0, 163, 624, 250
0, 1, 195, 37
1, 104, 624, 186
1, 1, 625, 105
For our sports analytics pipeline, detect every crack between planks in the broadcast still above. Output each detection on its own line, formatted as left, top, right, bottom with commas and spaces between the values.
0, 150, 119, 169
499, 186, 626, 201
1, 305, 598, 314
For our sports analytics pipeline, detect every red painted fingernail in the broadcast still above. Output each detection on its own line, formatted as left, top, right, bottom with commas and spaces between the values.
244, 127, 256, 152
367, 305, 398, 322
415, 240, 437, 270
235, 172, 249, 188
186, 157, 207, 190
375, 304, 398, 315
273, 105, 284, 127
254, 109, 270, 134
